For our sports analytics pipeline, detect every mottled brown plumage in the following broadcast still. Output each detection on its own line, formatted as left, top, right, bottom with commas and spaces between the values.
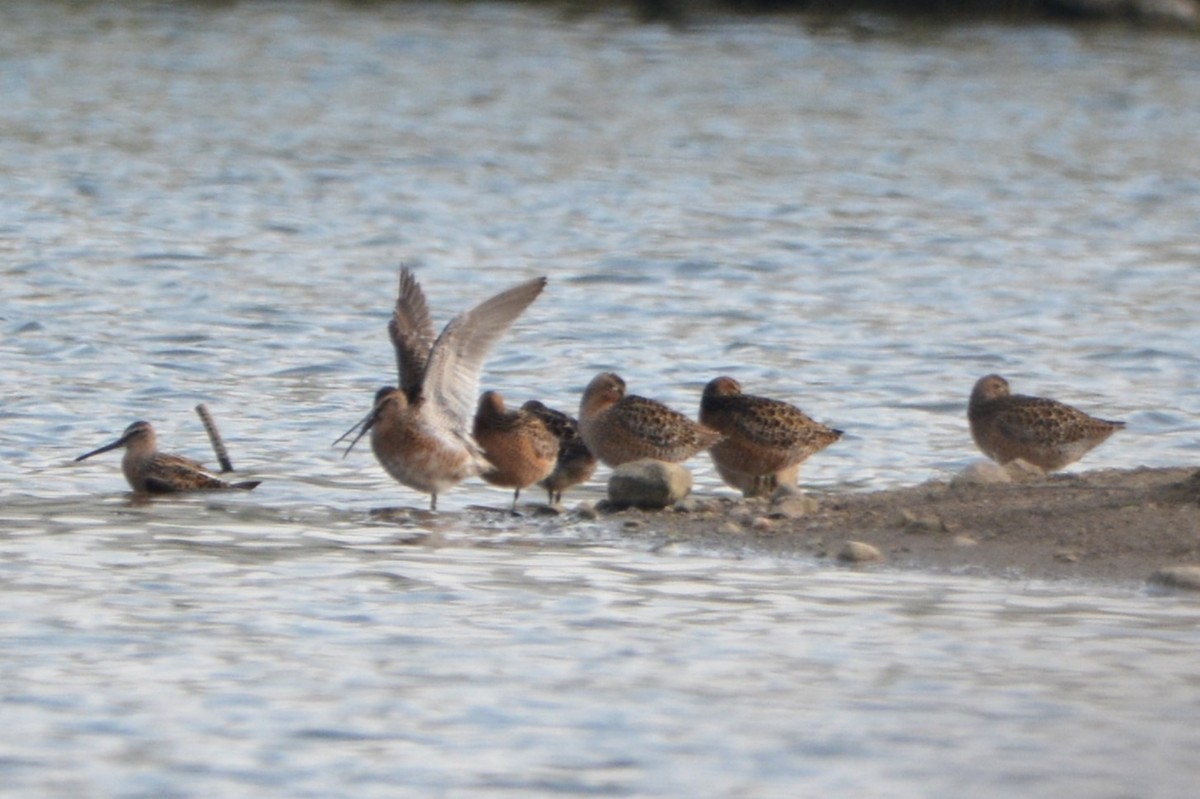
473, 391, 558, 509
521, 400, 598, 504
700, 376, 842, 497
968, 374, 1125, 472
578, 372, 722, 467
337, 268, 547, 510
74, 421, 260, 493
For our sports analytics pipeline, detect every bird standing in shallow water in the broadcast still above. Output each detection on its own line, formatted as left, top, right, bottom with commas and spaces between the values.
520, 400, 597, 504
699, 376, 842, 498
472, 390, 558, 510
577, 372, 722, 467
74, 421, 261, 493
338, 268, 547, 510
967, 374, 1125, 472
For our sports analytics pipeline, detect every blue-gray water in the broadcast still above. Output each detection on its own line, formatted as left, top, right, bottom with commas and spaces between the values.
2, 2, 1200, 796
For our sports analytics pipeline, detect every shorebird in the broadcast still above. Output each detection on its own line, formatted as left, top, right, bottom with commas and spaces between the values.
74, 421, 261, 493
521, 399, 597, 504
338, 268, 547, 510
967, 374, 1126, 472
577, 372, 722, 467
699, 376, 842, 498
472, 390, 558, 509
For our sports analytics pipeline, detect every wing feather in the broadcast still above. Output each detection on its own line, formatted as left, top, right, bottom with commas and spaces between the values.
389, 267, 437, 399
994, 396, 1089, 445
421, 276, 547, 434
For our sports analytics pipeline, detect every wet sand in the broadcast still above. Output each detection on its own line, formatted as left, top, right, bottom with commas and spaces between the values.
573, 466, 1200, 588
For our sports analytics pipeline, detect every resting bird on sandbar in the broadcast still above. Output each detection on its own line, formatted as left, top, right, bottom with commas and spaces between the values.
699, 376, 842, 498
472, 390, 558, 510
967, 374, 1125, 472
578, 372, 721, 468
520, 399, 597, 504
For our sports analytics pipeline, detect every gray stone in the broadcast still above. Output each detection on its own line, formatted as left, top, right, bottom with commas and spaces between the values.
607, 459, 693, 510
751, 516, 774, 533
1148, 566, 1200, 592
771, 494, 820, 519
731, 511, 757, 528
837, 540, 885, 564
896, 508, 947, 534
573, 502, 599, 521
1054, 549, 1082, 564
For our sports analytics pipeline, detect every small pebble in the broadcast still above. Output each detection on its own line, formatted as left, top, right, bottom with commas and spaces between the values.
896, 508, 947, 534
1003, 459, 1045, 482
732, 511, 756, 528
837, 540, 885, 564
771, 495, 819, 519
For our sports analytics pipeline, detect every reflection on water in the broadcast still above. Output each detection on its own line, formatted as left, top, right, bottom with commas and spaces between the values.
3, 2, 1200, 796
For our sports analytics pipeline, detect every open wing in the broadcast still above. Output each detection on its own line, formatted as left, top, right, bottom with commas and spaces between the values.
389, 267, 437, 399
421, 275, 547, 435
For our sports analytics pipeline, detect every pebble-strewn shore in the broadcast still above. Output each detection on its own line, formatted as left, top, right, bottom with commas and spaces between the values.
560, 465, 1200, 588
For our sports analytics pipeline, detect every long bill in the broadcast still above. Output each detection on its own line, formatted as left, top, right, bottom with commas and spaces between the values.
74, 435, 127, 462
334, 408, 378, 458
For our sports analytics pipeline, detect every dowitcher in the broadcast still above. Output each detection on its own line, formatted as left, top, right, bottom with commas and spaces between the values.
699, 376, 842, 498
472, 390, 558, 509
521, 399, 598, 504
338, 268, 547, 510
74, 421, 261, 493
968, 374, 1126, 472
577, 372, 722, 467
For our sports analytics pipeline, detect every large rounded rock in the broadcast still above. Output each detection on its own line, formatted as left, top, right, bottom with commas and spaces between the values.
607, 459, 693, 510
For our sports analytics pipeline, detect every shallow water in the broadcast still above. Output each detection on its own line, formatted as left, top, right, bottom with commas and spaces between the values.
4, 496, 1200, 798
3, 2, 1200, 796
